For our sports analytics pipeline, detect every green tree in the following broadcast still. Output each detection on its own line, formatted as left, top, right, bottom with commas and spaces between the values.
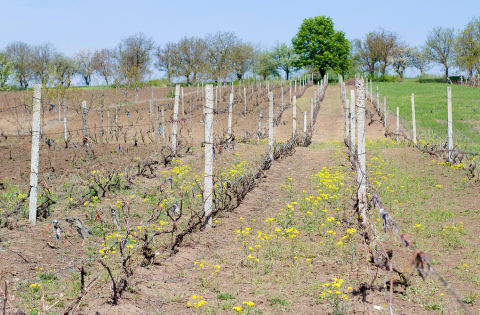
254, 50, 279, 80
0, 51, 14, 88
292, 16, 350, 77
455, 17, 480, 78
272, 43, 296, 80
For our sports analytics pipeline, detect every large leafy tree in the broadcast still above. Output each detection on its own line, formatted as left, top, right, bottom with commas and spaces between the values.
292, 16, 350, 77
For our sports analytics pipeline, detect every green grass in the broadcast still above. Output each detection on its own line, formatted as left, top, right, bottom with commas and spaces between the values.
374, 81, 480, 152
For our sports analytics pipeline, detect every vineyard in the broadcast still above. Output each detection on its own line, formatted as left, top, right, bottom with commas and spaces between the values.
0, 75, 479, 315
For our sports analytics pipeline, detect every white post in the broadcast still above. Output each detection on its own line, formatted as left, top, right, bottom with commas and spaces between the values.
281, 86, 284, 111
383, 96, 387, 128
82, 101, 90, 156
303, 111, 307, 133
350, 90, 356, 154
181, 87, 185, 115
292, 96, 297, 137
204, 85, 214, 227
149, 100, 154, 132
107, 111, 110, 138
345, 99, 350, 142
155, 104, 159, 142
63, 100, 68, 143
29, 84, 41, 224
376, 86, 379, 111
396, 107, 400, 143
268, 91, 274, 161
228, 92, 233, 139
356, 77, 367, 225
289, 81, 292, 104
243, 87, 247, 115
215, 85, 218, 113
411, 93, 417, 144
310, 98, 314, 129
257, 109, 262, 143
161, 106, 166, 143
447, 87, 453, 163
172, 84, 180, 155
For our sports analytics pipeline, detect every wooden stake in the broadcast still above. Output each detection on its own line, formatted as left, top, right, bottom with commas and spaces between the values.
172, 85, 180, 155
447, 87, 453, 163
29, 84, 41, 224
355, 77, 367, 226
203, 85, 214, 227
411, 93, 417, 144
268, 91, 274, 161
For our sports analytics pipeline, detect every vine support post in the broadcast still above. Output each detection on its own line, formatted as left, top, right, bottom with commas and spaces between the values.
411, 93, 417, 144
447, 87, 453, 163
172, 84, 180, 156
203, 85, 214, 228
29, 84, 41, 224
383, 96, 387, 129
228, 92, 233, 139
292, 96, 297, 137
355, 77, 367, 226
350, 90, 356, 157
268, 91, 274, 161
82, 101, 90, 157
396, 107, 400, 143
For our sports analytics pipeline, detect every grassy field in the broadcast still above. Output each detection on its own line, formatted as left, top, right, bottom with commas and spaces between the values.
374, 81, 480, 152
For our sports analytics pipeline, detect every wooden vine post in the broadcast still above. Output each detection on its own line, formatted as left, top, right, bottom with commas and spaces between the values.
383, 96, 387, 128
63, 101, 68, 145
411, 93, 417, 144
350, 90, 356, 155
29, 84, 41, 224
243, 87, 247, 115
447, 87, 453, 163
355, 77, 367, 225
172, 84, 180, 156
268, 91, 274, 161
228, 92, 233, 139
257, 110, 262, 144
82, 101, 90, 157
204, 85, 214, 228
396, 107, 400, 143
292, 96, 297, 137
345, 99, 350, 143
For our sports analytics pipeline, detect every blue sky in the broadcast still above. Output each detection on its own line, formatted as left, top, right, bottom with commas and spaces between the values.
2, 0, 479, 77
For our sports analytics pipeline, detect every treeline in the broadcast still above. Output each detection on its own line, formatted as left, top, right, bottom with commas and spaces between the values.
351, 17, 480, 81
0, 32, 305, 90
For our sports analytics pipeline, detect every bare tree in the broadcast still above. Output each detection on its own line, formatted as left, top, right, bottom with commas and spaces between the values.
114, 33, 154, 89
74, 49, 94, 86
375, 30, 398, 76
5, 41, 34, 88
411, 47, 431, 76
52, 53, 76, 88
31, 43, 56, 86
231, 41, 255, 80
205, 32, 237, 81
391, 44, 413, 79
425, 27, 456, 79
92, 48, 114, 86
352, 34, 379, 76
154, 42, 177, 83
174, 37, 206, 84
